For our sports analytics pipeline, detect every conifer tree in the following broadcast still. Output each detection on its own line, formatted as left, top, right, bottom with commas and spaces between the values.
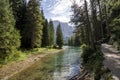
9, 0, 26, 30
56, 23, 64, 48
9, 0, 27, 48
108, 0, 120, 49
68, 36, 75, 46
74, 34, 81, 46
42, 19, 50, 47
22, 0, 43, 48
49, 20, 54, 46
0, 0, 20, 59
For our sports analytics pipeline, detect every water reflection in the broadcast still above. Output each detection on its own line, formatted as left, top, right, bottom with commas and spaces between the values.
53, 47, 81, 80
7, 47, 81, 80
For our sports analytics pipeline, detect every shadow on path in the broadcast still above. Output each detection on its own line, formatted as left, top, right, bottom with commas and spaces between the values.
102, 44, 120, 80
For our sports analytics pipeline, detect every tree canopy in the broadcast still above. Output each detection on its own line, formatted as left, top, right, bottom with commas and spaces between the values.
0, 0, 20, 59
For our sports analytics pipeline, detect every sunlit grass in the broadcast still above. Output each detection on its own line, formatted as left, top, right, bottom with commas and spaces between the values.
8, 55, 55, 80
0, 47, 59, 65
24, 48, 58, 55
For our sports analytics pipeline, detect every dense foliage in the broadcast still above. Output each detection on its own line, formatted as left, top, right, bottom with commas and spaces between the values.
42, 19, 50, 47
68, 36, 75, 46
49, 20, 55, 47
41, 14, 55, 48
22, 0, 43, 48
108, 0, 120, 50
56, 23, 64, 48
81, 44, 112, 80
70, 0, 119, 79
70, 0, 120, 49
9, 0, 25, 30
0, 0, 20, 60
68, 33, 81, 46
0, 0, 56, 63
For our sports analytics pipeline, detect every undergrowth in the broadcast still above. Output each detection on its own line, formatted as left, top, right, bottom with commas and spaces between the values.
81, 44, 113, 80
0, 48, 58, 66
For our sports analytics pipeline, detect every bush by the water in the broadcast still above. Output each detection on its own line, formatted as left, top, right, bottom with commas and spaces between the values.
0, 49, 26, 64
81, 44, 112, 80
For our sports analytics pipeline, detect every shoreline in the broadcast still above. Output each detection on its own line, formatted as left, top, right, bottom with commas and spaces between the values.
0, 48, 64, 80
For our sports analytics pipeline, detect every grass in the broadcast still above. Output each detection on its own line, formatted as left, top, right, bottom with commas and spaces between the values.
24, 48, 57, 55
0, 47, 59, 66
0, 47, 62, 80
8, 55, 56, 80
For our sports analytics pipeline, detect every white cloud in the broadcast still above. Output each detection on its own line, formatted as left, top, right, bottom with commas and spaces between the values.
52, 16, 70, 22
50, 0, 71, 14
49, 0, 76, 22
42, 0, 85, 22
51, 11, 73, 22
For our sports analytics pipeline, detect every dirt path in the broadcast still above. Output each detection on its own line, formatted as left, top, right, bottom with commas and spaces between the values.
0, 49, 64, 80
102, 44, 120, 80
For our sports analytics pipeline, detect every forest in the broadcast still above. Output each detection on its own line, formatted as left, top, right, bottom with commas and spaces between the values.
69, 0, 120, 49
0, 0, 120, 80
0, 0, 64, 64
68, 0, 120, 79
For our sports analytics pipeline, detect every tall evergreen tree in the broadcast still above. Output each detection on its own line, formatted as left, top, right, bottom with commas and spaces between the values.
108, 0, 120, 49
74, 33, 81, 46
68, 36, 75, 46
0, 0, 20, 59
70, 0, 120, 79
9, 0, 27, 48
9, 0, 26, 30
42, 19, 50, 47
22, 0, 43, 49
56, 23, 64, 48
49, 20, 54, 46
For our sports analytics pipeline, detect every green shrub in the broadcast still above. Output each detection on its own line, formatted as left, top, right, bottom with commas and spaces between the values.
81, 45, 95, 64
0, 49, 26, 64
81, 45, 105, 80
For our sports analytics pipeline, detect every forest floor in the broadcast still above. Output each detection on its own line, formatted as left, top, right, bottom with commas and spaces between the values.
0, 48, 64, 80
102, 44, 120, 80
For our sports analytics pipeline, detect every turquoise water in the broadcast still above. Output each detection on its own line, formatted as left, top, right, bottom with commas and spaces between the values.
8, 46, 81, 80
53, 47, 81, 80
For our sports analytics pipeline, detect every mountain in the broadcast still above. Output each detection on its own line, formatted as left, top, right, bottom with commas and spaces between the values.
53, 20, 74, 44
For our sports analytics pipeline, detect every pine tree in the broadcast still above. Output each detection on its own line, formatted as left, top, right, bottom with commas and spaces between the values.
108, 0, 120, 49
9, 0, 27, 48
56, 23, 64, 48
49, 20, 54, 46
22, 0, 43, 49
68, 36, 75, 46
9, 0, 26, 30
74, 33, 81, 46
42, 19, 50, 47
0, 0, 20, 59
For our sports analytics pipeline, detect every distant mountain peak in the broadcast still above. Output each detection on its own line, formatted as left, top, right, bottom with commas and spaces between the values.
53, 21, 74, 43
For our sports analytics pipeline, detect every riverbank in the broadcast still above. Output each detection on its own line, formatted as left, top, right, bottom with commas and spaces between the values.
78, 44, 113, 80
0, 48, 64, 80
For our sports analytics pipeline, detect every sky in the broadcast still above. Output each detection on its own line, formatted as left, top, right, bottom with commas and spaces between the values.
41, 0, 81, 23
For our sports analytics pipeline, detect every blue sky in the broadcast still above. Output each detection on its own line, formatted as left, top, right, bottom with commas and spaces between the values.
41, 0, 81, 23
